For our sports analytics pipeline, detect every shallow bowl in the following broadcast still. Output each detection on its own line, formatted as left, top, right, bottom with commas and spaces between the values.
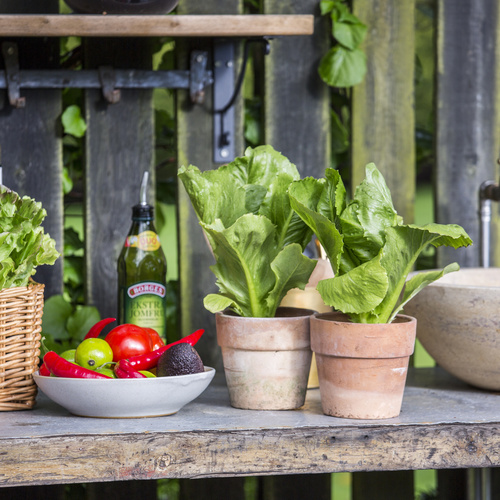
34, 367, 215, 418
404, 267, 500, 390
64, 0, 178, 15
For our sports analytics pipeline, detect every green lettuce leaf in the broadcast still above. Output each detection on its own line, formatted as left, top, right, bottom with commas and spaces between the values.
202, 214, 316, 317
288, 164, 473, 323
0, 187, 59, 289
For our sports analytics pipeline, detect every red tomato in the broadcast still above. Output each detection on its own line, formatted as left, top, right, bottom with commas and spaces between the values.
142, 327, 165, 351
105, 324, 153, 362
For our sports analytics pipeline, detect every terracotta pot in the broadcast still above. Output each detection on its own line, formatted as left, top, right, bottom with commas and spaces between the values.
216, 307, 314, 410
280, 259, 334, 389
310, 312, 417, 419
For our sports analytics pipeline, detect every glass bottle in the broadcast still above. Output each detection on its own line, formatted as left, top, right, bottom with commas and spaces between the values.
118, 172, 167, 341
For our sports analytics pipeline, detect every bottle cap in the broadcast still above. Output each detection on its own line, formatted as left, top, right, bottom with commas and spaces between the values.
132, 203, 153, 221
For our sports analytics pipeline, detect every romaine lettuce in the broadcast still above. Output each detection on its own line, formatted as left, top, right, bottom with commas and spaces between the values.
178, 145, 316, 318
288, 163, 473, 323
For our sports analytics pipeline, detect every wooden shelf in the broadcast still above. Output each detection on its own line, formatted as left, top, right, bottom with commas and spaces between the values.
0, 14, 313, 37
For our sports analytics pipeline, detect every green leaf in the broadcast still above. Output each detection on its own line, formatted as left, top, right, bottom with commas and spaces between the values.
332, 13, 367, 50
265, 244, 317, 317
320, 0, 336, 16
375, 225, 472, 323
42, 295, 73, 340
319, 46, 367, 88
317, 253, 388, 321
62, 105, 87, 138
288, 176, 344, 274
67, 305, 101, 341
204, 294, 241, 315
202, 214, 315, 318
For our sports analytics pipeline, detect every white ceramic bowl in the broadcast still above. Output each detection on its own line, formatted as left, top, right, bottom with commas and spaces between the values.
34, 367, 215, 418
404, 267, 500, 390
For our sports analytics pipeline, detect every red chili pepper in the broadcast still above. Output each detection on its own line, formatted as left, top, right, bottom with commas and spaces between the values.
124, 328, 204, 371
43, 351, 112, 379
114, 358, 147, 379
83, 317, 116, 340
39, 362, 51, 377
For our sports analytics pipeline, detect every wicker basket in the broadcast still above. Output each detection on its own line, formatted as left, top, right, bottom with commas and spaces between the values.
0, 281, 44, 411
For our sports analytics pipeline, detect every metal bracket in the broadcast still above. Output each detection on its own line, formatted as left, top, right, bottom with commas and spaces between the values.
0, 42, 213, 106
2, 41, 25, 108
213, 40, 235, 163
98, 66, 121, 104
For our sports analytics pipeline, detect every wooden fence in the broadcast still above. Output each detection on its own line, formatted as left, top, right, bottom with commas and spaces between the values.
1, 0, 499, 498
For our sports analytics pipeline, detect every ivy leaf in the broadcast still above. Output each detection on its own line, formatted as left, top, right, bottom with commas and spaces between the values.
333, 14, 367, 50
319, 46, 367, 88
62, 105, 87, 138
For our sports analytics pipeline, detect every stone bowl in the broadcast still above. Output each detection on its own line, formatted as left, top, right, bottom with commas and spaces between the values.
404, 267, 500, 391
64, 0, 178, 15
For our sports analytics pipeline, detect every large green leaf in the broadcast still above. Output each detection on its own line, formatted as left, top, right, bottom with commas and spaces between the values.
202, 214, 314, 317
376, 225, 472, 323
319, 46, 367, 88
316, 253, 388, 321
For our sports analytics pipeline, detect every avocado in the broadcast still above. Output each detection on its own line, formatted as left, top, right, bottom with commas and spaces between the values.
157, 343, 204, 377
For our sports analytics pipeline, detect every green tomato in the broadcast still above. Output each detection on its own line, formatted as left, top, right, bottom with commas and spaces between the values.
60, 349, 76, 363
75, 338, 114, 371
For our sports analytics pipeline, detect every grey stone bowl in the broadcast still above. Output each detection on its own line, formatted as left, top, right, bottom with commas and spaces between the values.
404, 267, 500, 391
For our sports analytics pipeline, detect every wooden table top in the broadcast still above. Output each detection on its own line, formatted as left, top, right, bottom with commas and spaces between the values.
1, 367, 499, 488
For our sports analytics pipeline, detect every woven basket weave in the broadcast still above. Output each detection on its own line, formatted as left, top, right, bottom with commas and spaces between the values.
0, 281, 44, 411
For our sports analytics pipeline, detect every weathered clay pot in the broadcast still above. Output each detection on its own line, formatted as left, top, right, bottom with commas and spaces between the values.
310, 312, 417, 419
216, 307, 314, 410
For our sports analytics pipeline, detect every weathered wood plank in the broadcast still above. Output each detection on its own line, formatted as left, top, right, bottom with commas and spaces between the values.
263, 0, 330, 178
83, 38, 154, 320
0, 14, 314, 38
1, 412, 499, 486
351, 0, 415, 222
176, 0, 245, 369
435, 0, 500, 267
350, 2, 415, 496
0, 0, 63, 298
262, 2, 331, 498
1, 369, 499, 487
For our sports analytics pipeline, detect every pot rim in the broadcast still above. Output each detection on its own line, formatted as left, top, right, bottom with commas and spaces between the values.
311, 311, 416, 326
216, 306, 316, 321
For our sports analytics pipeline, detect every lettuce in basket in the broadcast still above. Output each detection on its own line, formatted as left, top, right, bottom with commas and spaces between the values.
0, 186, 60, 289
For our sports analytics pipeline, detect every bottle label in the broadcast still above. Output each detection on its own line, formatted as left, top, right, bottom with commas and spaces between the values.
125, 230, 161, 251
128, 282, 166, 298
121, 281, 167, 340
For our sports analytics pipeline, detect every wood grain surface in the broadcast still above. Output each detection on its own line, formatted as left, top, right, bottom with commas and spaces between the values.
0, 14, 313, 37
1, 369, 499, 488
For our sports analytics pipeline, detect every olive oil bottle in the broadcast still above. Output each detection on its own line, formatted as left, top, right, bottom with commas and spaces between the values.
118, 172, 167, 341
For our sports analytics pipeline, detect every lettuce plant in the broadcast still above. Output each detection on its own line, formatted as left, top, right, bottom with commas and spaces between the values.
0, 186, 60, 289
288, 164, 473, 323
178, 145, 316, 318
